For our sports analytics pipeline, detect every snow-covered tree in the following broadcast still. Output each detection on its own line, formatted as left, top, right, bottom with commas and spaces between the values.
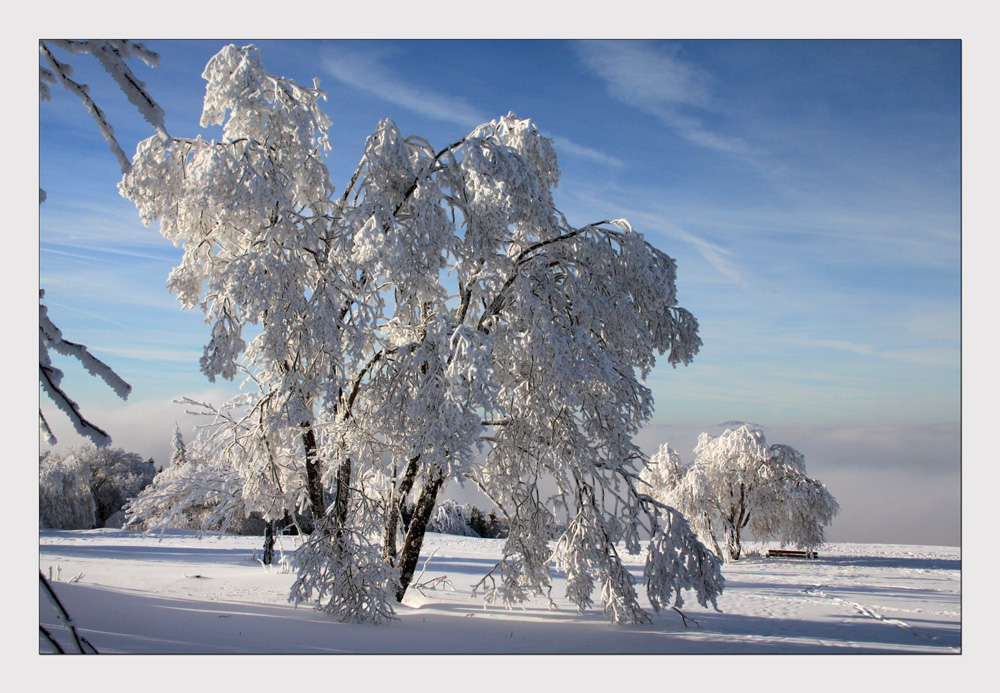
73, 445, 156, 526
124, 451, 244, 533
641, 442, 723, 557
646, 425, 839, 561
640, 443, 687, 499
126, 421, 223, 532
39, 445, 156, 528
168, 424, 189, 468
125, 397, 281, 535
119, 44, 721, 624
39, 453, 96, 529
428, 499, 479, 537
39, 40, 169, 446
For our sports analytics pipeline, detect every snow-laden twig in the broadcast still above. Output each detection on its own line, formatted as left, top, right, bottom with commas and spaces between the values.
39, 291, 131, 446
409, 547, 456, 595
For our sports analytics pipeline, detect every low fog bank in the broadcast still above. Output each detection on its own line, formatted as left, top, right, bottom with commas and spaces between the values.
37, 397, 961, 547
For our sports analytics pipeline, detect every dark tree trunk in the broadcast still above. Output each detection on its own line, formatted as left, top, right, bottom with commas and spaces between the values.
727, 525, 742, 561
383, 455, 421, 563
332, 457, 352, 531
263, 519, 275, 565
395, 470, 445, 602
300, 421, 326, 521
726, 484, 748, 561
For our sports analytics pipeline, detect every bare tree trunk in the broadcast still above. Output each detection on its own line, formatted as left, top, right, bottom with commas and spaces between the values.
332, 456, 352, 530
383, 455, 421, 562
726, 524, 742, 561
395, 470, 444, 601
263, 519, 275, 565
300, 421, 326, 521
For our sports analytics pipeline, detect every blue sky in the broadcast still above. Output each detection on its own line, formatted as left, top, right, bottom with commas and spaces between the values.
37, 39, 962, 545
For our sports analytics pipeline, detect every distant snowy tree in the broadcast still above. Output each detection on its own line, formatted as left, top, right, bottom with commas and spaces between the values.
124, 450, 242, 533
39, 444, 155, 528
641, 443, 723, 557
428, 500, 479, 537
648, 425, 839, 561
119, 43, 720, 624
125, 397, 279, 535
39, 40, 169, 446
640, 443, 686, 499
71, 445, 156, 526
468, 505, 507, 538
39, 453, 96, 529
168, 424, 189, 468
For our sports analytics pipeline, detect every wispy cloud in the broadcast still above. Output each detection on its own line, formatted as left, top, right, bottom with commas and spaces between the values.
618, 208, 746, 285
88, 345, 203, 364
573, 40, 750, 154
41, 198, 176, 258
322, 45, 487, 129
798, 338, 957, 368
549, 135, 624, 168
42, 299, 131, 329
321, 44, 624, 168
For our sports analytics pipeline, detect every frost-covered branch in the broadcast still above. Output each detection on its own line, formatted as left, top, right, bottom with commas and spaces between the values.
39, 40, 167, 174
40, 39, 167, 446
39, 291, 131, 446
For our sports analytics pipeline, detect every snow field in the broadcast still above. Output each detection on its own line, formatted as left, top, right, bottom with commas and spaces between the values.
39, 529, 959, 655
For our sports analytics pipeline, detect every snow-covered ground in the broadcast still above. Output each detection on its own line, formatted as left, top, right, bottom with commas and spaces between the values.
38, 529, 959, 655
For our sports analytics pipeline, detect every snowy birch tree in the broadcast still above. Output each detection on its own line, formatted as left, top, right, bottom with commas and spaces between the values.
645, 425, 839, 561
119, 44, 722, 624
39, 40, 168, 445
